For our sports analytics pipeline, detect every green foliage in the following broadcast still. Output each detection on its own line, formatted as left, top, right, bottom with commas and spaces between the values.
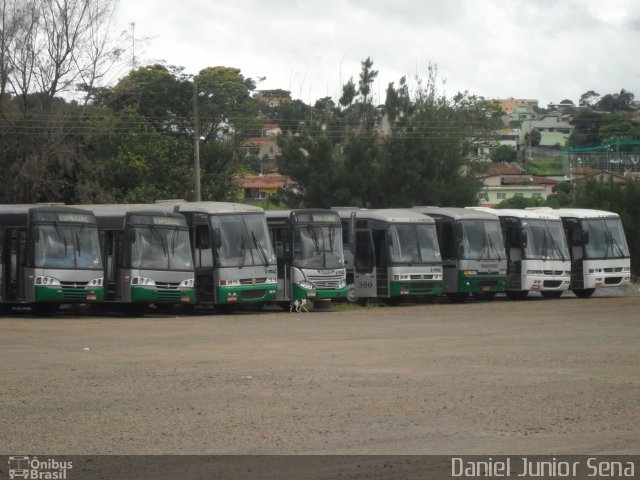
494, 196, 547, 209
490, 145, 517, 163
276, 60, 487, 209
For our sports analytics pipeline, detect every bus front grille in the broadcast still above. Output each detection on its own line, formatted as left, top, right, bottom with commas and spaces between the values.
605, 276, 623, 285
59, 283, 93, 301
240, 278, 267, 285
543, 280, 563, 288
307, 274, 344, 289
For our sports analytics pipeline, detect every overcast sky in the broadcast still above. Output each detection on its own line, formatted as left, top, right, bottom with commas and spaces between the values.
115, 0, 640, 107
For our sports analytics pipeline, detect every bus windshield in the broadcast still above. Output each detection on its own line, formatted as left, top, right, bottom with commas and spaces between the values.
35, 224, 103, 270
583, 218, 630, 259
388, 224, 441, 264
293, 224, 344, 269
211, 214, 276, 268
523, 220, 569, 261
131, 227, 193, 270
460, 219, 505, 260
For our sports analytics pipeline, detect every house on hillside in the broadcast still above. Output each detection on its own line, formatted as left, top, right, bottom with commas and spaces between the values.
236, 173, 298, 200
476, 163, 557, 206
521, 114, 573, 148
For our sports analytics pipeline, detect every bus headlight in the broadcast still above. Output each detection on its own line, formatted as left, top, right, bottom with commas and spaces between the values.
87, 277, 103, 287
296, 281, 315, 290
179, 278, 194, 288
463, 270, 478, 276
393, 274, 411, 281
131, 276, 156, 286
219, 279, 240, 286
336, 279, 347, 289
266, 277, 278, 284
34, 276, 61, 286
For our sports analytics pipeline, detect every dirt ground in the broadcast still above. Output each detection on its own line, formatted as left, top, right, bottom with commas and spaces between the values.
1, 286, 639, 456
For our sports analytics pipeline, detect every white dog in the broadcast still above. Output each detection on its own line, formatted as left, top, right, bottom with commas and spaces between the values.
290, 298, 309, 313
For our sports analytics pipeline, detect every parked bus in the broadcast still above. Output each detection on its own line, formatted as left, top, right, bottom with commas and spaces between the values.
335, 208, 443, 304
474, 208, 571, 299
84, 205, 195, 316
266, 210, 347, 306
156, 201, 277, 312
412, 207, 507, 301
0, 205, 104, 315
552, 208, 631, 297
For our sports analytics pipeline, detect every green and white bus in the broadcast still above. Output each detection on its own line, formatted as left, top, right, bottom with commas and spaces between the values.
475, 208, 571, 299
413, 207, 507, 301
85, 205, 195, 316
156, 201, 277, 312
336, 208, 443, 304
266, 210, 347, 305
553, 208, 631, 297
0, 205, 104, 315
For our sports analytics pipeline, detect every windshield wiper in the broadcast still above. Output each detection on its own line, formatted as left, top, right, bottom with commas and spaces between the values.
602, 221, 625, 257
252, 231, 269, 266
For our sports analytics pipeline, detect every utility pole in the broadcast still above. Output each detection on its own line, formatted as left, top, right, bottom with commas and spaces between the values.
193, 80, 201, 201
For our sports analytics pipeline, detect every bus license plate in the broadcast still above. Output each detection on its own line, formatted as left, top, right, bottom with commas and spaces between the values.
86, 294, 97, 302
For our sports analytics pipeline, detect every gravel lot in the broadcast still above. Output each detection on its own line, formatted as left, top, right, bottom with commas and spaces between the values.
1, 286, 639, 455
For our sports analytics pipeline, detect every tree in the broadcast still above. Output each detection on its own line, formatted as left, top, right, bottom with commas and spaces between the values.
0, 0, 123, 202
596, 89, 635, 112
525, 128, 541, 147
277, 60, 490, 209
358, 57, 378, 105
579, 90, 600, 108
338, 77, 357, 108
490, 145, 517, 163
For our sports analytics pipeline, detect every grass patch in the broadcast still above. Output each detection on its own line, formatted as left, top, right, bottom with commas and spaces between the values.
527, 157, 565, 175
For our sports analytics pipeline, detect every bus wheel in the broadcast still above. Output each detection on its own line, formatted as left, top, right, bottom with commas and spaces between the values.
573, 288, 595, 298
346, 284, 359, 303
32, 303, 59, 316
123, 303, 149, 317
541, 291, 563, 299
506, 290, 528, 300
446, 292, 468, 303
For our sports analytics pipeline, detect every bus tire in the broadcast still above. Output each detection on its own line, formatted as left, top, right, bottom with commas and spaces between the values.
346, 284, 359, 303
573, 288, 595, 298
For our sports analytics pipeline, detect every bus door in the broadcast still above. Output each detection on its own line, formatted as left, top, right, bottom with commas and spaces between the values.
353, 227, 377, 298
5, 228, 26, 302
270, 225, 291, 301
192, 220, 216, 303
101, 230, 120, 301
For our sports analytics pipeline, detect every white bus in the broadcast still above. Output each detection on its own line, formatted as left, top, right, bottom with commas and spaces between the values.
266, 210, 347, 305
553, 208, 631, 297
475, 208, 571, 299
336, 208, 443, 305
413, 207, 507, 301
156, 201, 277, 312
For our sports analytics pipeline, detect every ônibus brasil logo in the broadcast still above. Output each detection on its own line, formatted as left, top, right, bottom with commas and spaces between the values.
7, 456, 73, 480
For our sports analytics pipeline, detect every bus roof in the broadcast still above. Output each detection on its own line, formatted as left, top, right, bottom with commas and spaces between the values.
155, 201, 264, 215
355, 208, 436, 224
75, 204, 185, 219
265, 209, 340, 221
550, 208, 620, 220
469, 207, 562, 221
413, 206, 500, 222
